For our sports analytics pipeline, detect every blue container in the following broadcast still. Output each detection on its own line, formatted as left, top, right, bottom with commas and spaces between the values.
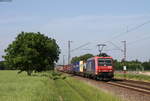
73, 62, 80, 72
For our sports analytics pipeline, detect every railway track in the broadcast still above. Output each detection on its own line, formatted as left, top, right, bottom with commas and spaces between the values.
76, 75, 150, 95
107, 79, 150, 95
62, 72, 150, 95
60, 72, 150, 101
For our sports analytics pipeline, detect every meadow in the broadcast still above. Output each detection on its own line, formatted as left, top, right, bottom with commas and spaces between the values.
115, 73, 150, 82
0, 70, 122, 101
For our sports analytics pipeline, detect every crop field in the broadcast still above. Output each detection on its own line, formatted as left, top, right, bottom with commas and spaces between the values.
0, 70, 122, 101
115, 73, 150, 82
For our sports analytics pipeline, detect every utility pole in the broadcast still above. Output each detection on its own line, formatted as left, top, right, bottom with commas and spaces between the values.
122, 41, 127, 79
122, 41, 126, 61
63, 55, 65, 67
68, 40, 72, 64
97, 44, 106, 55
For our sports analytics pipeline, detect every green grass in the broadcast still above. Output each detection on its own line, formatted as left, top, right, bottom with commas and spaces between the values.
0, 70, 54, 101
0, 70, 122, 101
115, 73, 150, 82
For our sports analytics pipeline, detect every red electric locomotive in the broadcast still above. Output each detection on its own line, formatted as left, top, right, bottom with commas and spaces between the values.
85, 56, 114, 80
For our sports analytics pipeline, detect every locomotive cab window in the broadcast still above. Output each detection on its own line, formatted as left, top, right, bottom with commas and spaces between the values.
98, 58, 112, 66
105, 59, 112, 66
98, 59, 105, 66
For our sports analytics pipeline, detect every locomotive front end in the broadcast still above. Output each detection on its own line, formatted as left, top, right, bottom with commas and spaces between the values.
96, 57, 114, 78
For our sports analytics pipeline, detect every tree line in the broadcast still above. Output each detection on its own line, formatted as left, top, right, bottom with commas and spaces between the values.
114, 59, 150, 71
71, 53, 150, 71
71, 53, 110, 64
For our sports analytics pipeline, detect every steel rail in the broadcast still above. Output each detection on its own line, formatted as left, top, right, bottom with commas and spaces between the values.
107, 81, 150, 95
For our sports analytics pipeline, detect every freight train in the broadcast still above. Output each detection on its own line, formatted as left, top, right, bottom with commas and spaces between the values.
60, 56, 114, 80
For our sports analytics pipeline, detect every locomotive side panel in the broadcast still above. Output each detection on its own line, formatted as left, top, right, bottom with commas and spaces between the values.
86, 59, 95, 74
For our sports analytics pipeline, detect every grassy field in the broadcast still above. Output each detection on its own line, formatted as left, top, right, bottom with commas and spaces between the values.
115, 73, 150, 82
0, 70, 122, 101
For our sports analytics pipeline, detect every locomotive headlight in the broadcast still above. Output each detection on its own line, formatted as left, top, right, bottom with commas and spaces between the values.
108, 66, 112, 69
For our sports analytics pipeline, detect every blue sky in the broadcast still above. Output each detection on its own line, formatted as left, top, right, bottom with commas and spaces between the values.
0, 0, 150, 64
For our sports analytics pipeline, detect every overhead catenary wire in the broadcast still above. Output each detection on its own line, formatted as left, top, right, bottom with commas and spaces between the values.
102, 19, 150, 53
104, 41, 123, 52
127, 35, 150, 46
109, 20, 150, 41
71, 42, 91, 52
98, 19, 150, 61
69, 19, 150, 61
70, 19, 150, 55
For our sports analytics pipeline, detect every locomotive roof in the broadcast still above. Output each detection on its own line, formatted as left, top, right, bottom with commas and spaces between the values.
87, 56, 112, 61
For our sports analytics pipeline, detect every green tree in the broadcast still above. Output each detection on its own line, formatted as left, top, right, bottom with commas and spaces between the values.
0, 61, 5, 70
142, 61, 150, 70
114, 59, 145, 71
71, 56, 80, 64
3, 32, 60, 75
71, 53, 93, 63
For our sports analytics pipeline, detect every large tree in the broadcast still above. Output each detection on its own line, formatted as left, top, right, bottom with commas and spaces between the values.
3, 32, 60, 75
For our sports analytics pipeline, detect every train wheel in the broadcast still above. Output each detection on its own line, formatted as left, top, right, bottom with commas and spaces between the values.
93, 76, 96, 80
99, 77, 103, 81
93, 76, 97, 80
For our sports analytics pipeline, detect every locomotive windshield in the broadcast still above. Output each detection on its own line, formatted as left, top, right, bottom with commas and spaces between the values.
98, 58, 112, 66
